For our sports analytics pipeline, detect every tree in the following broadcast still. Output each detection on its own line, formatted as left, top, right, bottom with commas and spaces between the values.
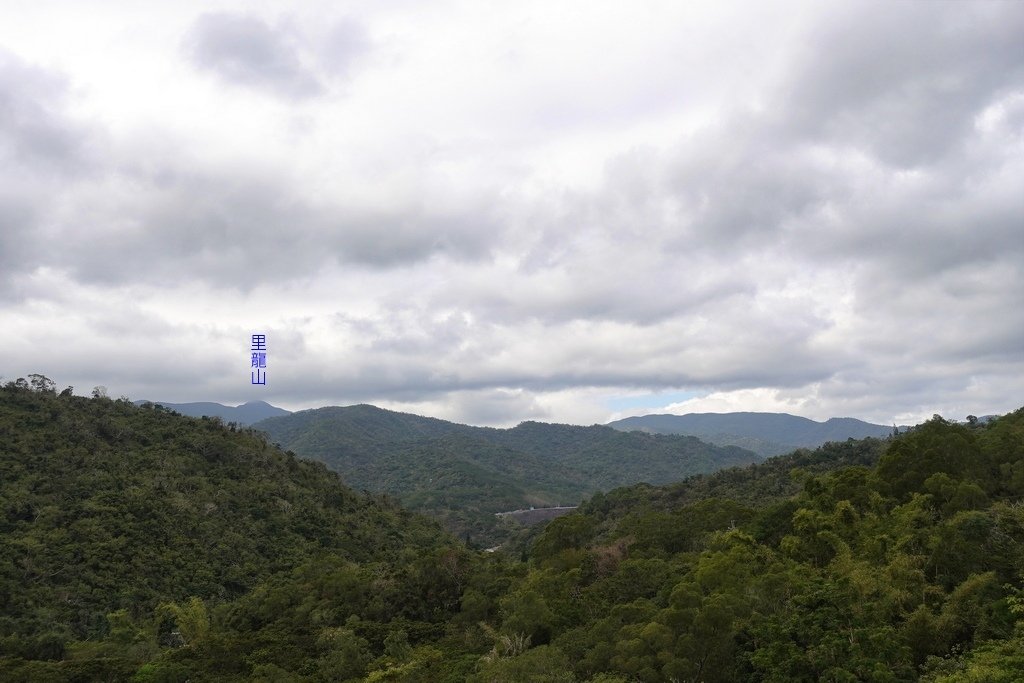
27, 374, 56, 393
384, 629, 412, 662
314, 627, 370, 681
469, 645, 576, 683
502, 589, 555, 643
156, 597, 209, 646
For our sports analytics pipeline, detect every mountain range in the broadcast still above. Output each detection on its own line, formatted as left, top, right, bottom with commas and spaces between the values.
5, 380, 1022, 680
136, 400, 900, 458
251, 404, 759, 544
132, 399, 291, 425
607, 411, 895, 456
129, 399, 915, 542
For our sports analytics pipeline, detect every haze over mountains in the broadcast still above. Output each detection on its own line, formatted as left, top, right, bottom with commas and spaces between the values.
132, 399, 291, 425
140, 399, 900, 456
608, 411, 896, 457
133, 398, 945, 543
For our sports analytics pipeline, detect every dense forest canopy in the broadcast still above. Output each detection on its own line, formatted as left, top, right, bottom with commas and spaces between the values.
1, 377, 1022, 681
254, 405, 759, 546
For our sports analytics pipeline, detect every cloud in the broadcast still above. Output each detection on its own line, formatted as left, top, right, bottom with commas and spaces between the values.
0, 0, 1021, 428
0, 50, 89, 169
776, 1, 1024, 167
49, 164, 503, 291
379, 388, 552, 428
0, 50, 96, 294
320, 18, 370, 79
183, 12, 324, 99
0, 193, 37, 284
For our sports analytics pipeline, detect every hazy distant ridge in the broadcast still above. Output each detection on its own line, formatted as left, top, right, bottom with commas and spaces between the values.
607, 411, 894, 457
132, 400, 291, 425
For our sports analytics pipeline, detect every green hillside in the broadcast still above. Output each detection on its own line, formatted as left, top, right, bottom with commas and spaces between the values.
255, 405, 759, 544
2, 378, 1022, 681
582, 434, 887, 522
513, 410, 1024, 681
335, 433, 589, 543
0, 383, 455, 680
480, 420, 758, 490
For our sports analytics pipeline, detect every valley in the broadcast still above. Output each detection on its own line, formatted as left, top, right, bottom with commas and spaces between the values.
2, 380, 1022, 681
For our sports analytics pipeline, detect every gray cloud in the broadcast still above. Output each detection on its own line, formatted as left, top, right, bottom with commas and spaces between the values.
320, 18, 370, 79
0, 50, 88, 170
52, 166, 501, 291
1, 1, 1021, 427
0, 50, 95, 294
0, 195, 35, 278
776, 1, 1024, 167
209, 293, 848, 407
184, 12, 324, 99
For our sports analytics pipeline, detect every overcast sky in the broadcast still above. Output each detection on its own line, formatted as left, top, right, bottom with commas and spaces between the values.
1, 0, 1021, 427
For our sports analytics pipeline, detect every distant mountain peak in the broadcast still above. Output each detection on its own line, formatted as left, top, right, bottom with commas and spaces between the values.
252, 403, 760, 544
132, 399, 291, 426
607, 411, 893, 457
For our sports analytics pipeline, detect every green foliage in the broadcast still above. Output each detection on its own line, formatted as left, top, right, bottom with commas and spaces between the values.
581, 436, 885, 525
2, 380, 1023, 681
156, 598, 210, 646
255, 405, 759, 546
313, 627, 370, 681
533, 514, 597, 563
921, 586, 1024, 681
0, 384, 450, 677
469, 644, 576, 682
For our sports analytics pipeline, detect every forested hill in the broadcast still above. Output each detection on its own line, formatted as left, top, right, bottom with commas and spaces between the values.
515, 408, 1024, 681
581, 432, 888, 522
253, 405, 759, 543
608, 411, 894, 456
2, 378, 1023, 680
0, 383, 455, 679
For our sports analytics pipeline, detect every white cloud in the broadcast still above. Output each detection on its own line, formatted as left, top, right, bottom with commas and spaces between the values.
0, 0, 1021, 427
